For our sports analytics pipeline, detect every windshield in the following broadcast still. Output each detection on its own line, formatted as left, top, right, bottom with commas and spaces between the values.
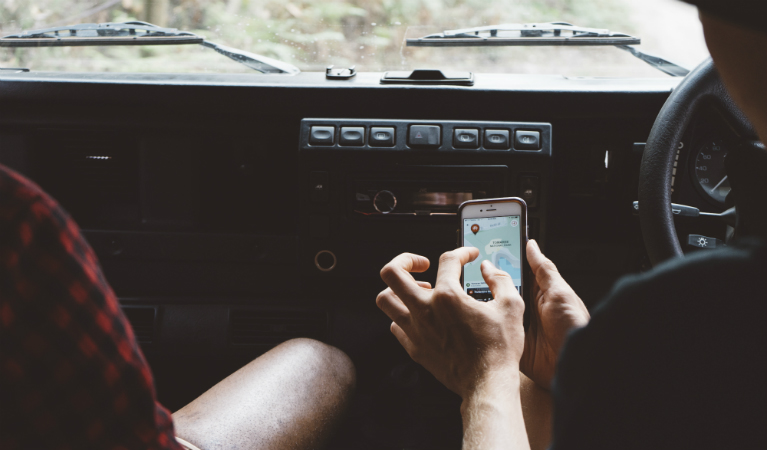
0, 0, 709, 77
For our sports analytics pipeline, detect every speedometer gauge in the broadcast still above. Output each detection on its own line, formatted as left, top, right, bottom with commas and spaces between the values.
693, 140, 730, 204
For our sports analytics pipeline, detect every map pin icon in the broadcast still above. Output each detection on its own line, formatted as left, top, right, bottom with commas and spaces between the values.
471, 224, 479, 235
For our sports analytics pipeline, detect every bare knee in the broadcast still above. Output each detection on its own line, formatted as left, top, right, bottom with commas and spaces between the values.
274, 338, 356, 393
173, 338, 356, 450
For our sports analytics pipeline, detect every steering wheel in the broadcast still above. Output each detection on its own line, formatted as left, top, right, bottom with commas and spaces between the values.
639, 58, 757, 266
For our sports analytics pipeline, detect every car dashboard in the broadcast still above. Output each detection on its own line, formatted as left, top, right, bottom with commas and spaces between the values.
0, 70, 731, 448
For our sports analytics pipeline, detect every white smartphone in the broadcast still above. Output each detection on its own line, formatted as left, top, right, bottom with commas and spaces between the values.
458, 197, 527, 301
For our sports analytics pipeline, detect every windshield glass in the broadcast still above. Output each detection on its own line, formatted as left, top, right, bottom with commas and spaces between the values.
0, 0, 709, 76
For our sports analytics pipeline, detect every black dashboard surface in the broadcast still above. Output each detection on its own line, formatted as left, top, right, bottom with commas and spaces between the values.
1, 71, 705, 449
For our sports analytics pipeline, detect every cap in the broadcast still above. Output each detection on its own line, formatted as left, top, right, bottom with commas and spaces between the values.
681, 0, 767, 33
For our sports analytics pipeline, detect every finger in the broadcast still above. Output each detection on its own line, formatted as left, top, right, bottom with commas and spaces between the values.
435, 247, 479, 288
380, 253, 431, 307
416, 281, 432, 289
390, 322, 417, 360
480, 260, 523, 308
376, 288, 411, 328
526, 240, 567, 294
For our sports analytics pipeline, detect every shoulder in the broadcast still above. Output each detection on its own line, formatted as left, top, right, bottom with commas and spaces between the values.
555, 238, 767, 389
0, 164, 49, 207
568, 239, 767, 355
591, 239, 767, 323
0, 164, 65, 223
0, 164, 90, 280
0, 164, 74, 245
556, 238, 767, 394
551, 241, 767, 449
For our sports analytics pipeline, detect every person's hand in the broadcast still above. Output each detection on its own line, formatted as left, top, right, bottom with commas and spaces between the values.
521, 240, 590, 390
376, 247, 526, 399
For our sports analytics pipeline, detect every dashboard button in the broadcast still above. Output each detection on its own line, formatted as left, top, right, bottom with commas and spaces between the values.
370, 127, 395, 147
453, 128, 479, 149
514, 130, 541, 150
484, 129, 510, 150
309, 126, 335, 145
340, 127, 365, 146
408, 125, 441, 147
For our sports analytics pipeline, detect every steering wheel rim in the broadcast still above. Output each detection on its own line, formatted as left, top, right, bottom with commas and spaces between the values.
639, 58, 756, 266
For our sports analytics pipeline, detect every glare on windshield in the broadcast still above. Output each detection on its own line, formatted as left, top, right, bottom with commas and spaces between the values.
0, 0, 709, 76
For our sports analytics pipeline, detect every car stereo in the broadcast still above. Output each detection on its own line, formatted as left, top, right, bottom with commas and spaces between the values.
351, 169, 505, 217
298, 118, 552, 283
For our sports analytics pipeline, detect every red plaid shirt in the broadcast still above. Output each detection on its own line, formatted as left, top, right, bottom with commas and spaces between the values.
0, 165, 183, 450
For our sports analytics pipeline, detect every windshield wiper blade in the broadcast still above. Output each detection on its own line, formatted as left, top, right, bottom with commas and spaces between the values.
408, 22, 640, 46
407, 21, 690, 77
0, 21, 203, 46
0, 21, 299, 74
615, 44, 689, 77
200, 40, 299, 74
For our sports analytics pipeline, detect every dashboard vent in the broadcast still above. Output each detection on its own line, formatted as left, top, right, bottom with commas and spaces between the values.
32, 131, 139, 227
121, 306, 157, 345
229, 310, 328, 347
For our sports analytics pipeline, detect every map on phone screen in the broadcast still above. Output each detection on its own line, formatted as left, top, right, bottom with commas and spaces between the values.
463, 215, 521, 301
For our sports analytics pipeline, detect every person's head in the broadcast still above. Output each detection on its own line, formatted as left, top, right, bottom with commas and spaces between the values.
686, 1, 767, 142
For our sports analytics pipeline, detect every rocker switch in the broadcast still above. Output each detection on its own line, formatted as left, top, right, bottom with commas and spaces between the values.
408, 125, 441, 147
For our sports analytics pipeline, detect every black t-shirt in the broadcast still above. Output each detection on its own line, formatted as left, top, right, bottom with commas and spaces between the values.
550, 239, 767, 449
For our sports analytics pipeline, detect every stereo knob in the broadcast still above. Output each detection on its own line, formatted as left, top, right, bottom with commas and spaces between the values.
373, 190, 397, 214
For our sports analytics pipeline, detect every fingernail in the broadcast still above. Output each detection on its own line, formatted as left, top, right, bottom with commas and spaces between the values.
529, 239, 539, 251
481, 260, 491, 270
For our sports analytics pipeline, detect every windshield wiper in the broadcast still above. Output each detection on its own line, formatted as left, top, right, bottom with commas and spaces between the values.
0, 21, 299, 74
407, 22, 689, 77
613, 44, 689, 77
199, 40, 299, 75
409, 22, 640, 46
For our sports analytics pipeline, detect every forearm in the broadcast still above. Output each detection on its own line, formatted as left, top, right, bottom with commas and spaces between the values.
520, 372, 553, 450
461, 370, 531, 450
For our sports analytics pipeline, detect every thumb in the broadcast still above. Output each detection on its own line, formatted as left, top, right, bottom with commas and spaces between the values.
480, 260, 522, 306
526, 239, 567, 293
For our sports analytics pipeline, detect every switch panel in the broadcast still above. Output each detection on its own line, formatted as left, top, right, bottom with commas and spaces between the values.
299, 119, 551, 156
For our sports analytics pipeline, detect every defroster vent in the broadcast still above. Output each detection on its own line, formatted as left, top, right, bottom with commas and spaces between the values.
229, 310, 328, 346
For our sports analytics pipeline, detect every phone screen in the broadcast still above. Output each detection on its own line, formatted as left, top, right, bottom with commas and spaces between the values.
463, 215, 522, 301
